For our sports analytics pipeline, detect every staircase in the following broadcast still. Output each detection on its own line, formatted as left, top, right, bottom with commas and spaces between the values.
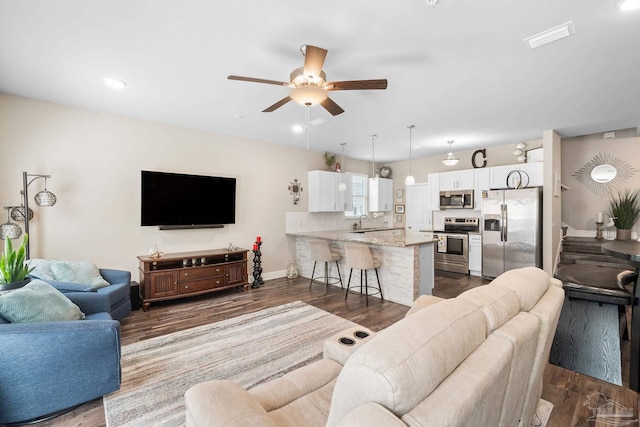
559, 236, 636, 270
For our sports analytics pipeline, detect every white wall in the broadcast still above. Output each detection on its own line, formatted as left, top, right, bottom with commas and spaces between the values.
0, 94, 370, 279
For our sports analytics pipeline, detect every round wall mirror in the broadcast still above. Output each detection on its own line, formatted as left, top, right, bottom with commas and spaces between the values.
590, 164, 617, 183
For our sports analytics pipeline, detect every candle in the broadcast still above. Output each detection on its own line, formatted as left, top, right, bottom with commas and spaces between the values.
253, 243, 258, 251
597, 212, 604, 223
256, 236, 261, 243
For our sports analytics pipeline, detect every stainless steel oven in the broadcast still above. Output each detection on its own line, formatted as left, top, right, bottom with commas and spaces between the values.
434, 218, 479, 274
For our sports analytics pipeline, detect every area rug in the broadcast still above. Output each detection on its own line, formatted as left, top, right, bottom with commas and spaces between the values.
103, 301, 357, 427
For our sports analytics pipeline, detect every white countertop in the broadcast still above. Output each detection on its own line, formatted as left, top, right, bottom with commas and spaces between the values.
287, 228, 437, 248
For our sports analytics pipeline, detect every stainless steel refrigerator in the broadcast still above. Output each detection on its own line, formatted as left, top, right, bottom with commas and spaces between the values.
481, 187, 542, 279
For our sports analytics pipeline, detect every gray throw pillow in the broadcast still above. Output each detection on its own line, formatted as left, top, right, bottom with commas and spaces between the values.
0, 280, 85, 323
49, 260, 110, 289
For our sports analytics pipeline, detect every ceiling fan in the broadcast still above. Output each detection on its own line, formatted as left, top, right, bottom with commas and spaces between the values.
228, 45, 388, 116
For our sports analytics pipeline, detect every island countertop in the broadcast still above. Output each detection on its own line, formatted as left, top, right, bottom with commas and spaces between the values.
286, 228, 436, 247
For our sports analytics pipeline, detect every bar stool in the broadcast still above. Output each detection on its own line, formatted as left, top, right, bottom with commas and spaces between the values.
309, 240, 343, 293
344, 243, 383, 306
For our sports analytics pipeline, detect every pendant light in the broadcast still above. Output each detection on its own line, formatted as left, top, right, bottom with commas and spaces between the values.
338, 142, 347, 191
405, 125, 415, 185
370, 135, 378, 177
442, 140, 459, 166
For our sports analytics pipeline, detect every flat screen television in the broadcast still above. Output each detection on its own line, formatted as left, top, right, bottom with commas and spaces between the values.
141, 170, 236, 229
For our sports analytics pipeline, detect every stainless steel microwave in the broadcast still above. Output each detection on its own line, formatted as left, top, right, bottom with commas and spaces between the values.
439, 190, 474, 209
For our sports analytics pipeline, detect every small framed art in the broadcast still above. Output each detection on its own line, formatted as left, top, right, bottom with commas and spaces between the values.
525, 147, 543, 163
395, 204, 405, 214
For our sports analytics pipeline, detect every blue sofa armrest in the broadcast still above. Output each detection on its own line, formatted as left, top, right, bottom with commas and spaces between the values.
0, 319, 121, 424
100, 268, 131, 286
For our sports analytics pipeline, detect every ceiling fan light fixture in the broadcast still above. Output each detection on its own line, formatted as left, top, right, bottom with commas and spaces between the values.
289, 86, 327, 106
442, 140, 459, 166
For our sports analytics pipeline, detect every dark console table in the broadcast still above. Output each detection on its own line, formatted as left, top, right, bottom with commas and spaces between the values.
137, 248, 249, 311
602, 240, 640, 391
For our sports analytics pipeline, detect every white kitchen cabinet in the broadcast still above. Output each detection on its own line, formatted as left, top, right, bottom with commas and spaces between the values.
468, 234, 482, 277
473, 168, 490, 211
308, 170, 352, 212
368, 177, 393, 212
489, 162, 543, 189
405, 183, 432, 231
427, 173, 440, 210
439, 169, 474, 191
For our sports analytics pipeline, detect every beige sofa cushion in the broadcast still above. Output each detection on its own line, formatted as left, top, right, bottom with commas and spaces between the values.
326, 298, 486, 426
491, 267, 549, 311
249, 358, 342, 412
456, 284, 520, 332
402, 333, 512, 427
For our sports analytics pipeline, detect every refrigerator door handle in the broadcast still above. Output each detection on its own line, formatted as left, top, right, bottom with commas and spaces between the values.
503, 204, 508, 242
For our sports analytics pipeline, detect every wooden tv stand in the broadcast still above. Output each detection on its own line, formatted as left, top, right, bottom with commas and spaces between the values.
137, 248, 249, 311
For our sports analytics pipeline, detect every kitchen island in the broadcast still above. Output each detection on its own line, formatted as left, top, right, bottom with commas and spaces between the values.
287, 229, 436, 306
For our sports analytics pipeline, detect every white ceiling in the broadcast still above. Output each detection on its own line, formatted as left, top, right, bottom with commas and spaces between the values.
1, 0, 639, 162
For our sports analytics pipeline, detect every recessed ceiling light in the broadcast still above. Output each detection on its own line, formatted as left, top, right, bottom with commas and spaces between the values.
523, 21, 575, 49
292, 124, 304, 133
103, 77, 127, 90
617, 0, 640, 10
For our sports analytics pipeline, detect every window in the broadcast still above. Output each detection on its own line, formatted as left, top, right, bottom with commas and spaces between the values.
345, 174, 367, 217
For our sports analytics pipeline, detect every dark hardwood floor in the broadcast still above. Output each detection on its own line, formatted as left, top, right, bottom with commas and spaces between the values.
35, 273, 639, 427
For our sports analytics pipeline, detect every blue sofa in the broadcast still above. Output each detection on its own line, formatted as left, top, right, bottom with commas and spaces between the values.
36, 268, 132, 321
0, 292, 121, 424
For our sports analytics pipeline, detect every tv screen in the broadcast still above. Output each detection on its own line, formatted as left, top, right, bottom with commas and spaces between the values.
141, 170, 236, 228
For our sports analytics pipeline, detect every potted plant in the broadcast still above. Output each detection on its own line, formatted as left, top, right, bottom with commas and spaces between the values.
0, 233, 33, 290
607, 189, 640, 240
323, 151, 336, 171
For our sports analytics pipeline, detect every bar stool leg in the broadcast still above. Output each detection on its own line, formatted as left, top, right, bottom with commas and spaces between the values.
309, 261, 317, 290
345, 269, 354, 300
335, 261, 343, 288
323, 261, 329, 293
375, 268, 383, 301
365, 269, 369, 306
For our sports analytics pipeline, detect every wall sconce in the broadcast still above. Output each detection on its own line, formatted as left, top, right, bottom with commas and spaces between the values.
0, 172, 57, 259
288, 179, 303, 205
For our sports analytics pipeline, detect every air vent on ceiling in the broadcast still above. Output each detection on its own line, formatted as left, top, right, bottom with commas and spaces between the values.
523, 21, 575, 49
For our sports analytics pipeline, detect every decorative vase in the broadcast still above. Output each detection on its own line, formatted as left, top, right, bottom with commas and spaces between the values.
616, 229, 632, 241
286, 260, 298, 280
0, 277, 31, 291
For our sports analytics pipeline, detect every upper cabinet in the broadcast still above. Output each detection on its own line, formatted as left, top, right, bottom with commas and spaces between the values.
308, 170, 352, 212
427, 173, 441, 211
439, 169, 474, 191
368, 177, 393, 212
489, 162, 543, 189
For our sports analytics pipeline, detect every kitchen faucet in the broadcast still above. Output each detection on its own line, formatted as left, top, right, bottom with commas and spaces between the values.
358, 214, 369, 230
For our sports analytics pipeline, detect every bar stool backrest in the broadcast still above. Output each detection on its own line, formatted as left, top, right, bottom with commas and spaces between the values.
309, 240, 335, 263
344, 243, 375, 270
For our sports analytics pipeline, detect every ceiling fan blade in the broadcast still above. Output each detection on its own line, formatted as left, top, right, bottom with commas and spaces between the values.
263, 96, 292, 112
303, 45, 328, 79
320, 97, 345, 116
325, 79, 388, 91
228, 75, 290, 87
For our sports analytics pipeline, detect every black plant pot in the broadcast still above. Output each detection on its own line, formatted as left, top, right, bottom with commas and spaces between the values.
0, 277, 31, 291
